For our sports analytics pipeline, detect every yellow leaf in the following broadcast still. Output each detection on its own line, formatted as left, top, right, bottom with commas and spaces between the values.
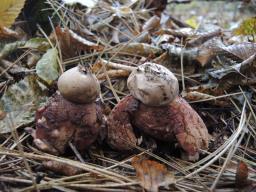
0, 0, 26, 27
234, 17, 256, 36
185, 17, 198, 29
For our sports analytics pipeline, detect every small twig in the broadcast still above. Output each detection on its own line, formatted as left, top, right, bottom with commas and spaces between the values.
48, 17, 64, 73
6, 115, 38, 191
99, 59, 135, 72
180, 38, 186, 93
97, 69, 130, 80
188, 92, 243, 103
68, 142, 85, 163
0, 148, 133, 183
0, 49, 29, 78
0, 176, 33, 184
0, 132, 29, 162
211, 129, 246, 190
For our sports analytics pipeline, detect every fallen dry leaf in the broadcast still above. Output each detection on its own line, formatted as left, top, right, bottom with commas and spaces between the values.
0, 26, 21, 39
220, 42, 256, 61
142, 15, 160, 32
236, 161, 249, 188
54, 26, 103, 59
131, 156, 175, 192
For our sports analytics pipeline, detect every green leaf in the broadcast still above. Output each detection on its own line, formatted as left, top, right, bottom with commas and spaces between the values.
23, 38, 50, 51
0, 41, 25, 59
36, 48, 59, 84
0, 76, 47, 134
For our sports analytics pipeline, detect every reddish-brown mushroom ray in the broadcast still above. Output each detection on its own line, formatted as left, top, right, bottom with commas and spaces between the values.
134, 96, 209, 156
107, 95, 139, 150
107, 95, 209, 156
35, 94, 102, 154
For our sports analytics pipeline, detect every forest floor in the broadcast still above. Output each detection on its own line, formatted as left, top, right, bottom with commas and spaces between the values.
0, 0, 256, 191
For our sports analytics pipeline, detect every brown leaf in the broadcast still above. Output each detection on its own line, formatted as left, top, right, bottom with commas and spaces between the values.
131, 156, 175, 192
54, 26, 103, 59
0, 26, 21, 39
142, 16, 160, 32
187, 29, 222, 47
221, 42, 256, 61
236, 161, 249, 188
210, 54, 256, 90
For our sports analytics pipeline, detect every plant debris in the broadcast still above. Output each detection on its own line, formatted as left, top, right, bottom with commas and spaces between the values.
132, 156, 176, 192
0, 0, 256, 191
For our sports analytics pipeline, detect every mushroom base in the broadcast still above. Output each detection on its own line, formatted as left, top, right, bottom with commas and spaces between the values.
32, 94, 103, 155
107, 95, 209, 159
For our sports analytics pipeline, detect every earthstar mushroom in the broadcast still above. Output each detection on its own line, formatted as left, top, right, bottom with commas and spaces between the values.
127, 62, 179, 106
58, 65, 100, 104
107, 62, 209, 160
31, 66, 103, 155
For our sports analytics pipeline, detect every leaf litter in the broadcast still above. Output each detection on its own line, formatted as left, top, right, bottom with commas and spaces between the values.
0, 0, 256, 191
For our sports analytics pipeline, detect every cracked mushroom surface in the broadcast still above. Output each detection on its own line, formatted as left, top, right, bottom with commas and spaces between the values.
107, 62, 209, 160
31, 66, 103, 155
127, 62, 179, 106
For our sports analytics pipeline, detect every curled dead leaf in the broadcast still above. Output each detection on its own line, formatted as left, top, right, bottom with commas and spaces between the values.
54, 26, 103, 59
131, 156, 175, 192
0, 26, 21, 39
220, 42, 256, 61
210, 54, 256, 90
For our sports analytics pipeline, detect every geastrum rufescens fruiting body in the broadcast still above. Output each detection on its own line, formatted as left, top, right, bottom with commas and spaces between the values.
31, 65, 103, 155
107, 62, 209, 160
